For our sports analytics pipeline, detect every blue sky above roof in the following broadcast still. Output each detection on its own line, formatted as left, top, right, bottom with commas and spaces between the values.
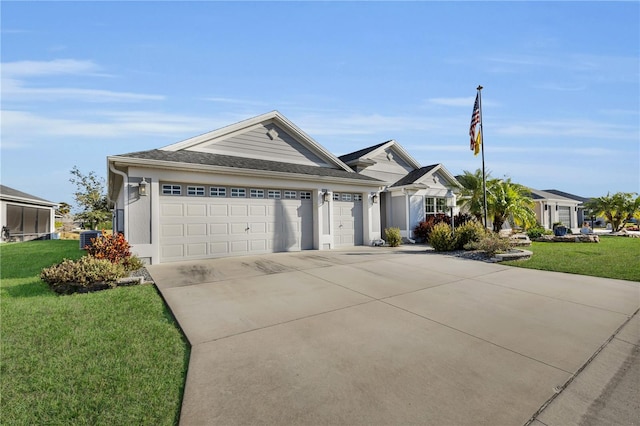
1, 1, 638, 205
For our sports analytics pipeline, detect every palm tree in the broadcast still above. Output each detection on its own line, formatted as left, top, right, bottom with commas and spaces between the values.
584, 192, 639, 232
456, 169, 490, 222
486, 179, 537, 233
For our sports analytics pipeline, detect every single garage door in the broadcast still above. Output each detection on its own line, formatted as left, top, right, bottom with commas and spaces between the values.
159, 191, 313, 262
333, 193, 363, 247
558, 206, 572, 227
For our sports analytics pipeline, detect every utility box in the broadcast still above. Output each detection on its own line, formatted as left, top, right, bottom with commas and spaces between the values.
80, 231, 102, 250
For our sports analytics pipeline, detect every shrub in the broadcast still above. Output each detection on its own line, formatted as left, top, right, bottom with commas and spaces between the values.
464, 233, 512, 257
41, 256, 126, 294
85, 232, 144, 271
526, 226, 551, 239
413, 214, 450, 242
455, 220, 487, 250
429, 222, 455, 252
86, 232, 131, 263
384, 227, 402, 247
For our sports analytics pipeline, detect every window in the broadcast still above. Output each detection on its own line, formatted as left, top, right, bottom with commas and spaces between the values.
250, 189, 264, 198
425, 197, 447, 215
425, 198, 435, 214
354, 194, 363, 201
341, 193, 352, 201
187, 186, 205, 196
210, 187, 226, 197
162, 184, 181, 195
300, 191, 312, 200
268, 190, 281, 199
231, 188, 246, 198
333, 193, 340, 201
284, 190, 297, 199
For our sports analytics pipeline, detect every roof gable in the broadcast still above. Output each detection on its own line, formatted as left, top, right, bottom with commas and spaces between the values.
161, 111, 352, 172
339, 140, 421, 170
390, 164, 462, 189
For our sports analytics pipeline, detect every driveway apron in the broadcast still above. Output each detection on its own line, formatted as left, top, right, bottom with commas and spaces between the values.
147, 247, 640, 425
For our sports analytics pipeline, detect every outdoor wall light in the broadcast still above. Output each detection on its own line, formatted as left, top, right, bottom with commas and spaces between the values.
139, 178, 148, 196
555, 205, 558, 211
322, 191, 330, 203
544, 205, 548, 211
371, 193, 378, 204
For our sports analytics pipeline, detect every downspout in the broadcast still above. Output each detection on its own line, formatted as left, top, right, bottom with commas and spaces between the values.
108, 162, 129, 241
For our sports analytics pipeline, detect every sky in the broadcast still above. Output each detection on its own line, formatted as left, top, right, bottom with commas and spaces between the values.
1, 1, 639, 209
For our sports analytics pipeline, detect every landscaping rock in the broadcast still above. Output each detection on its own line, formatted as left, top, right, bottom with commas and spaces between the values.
535, 234, 600, 243
509, 234, 532, 246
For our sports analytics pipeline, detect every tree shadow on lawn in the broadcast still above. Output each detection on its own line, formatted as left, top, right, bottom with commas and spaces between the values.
1, 278, 55, 299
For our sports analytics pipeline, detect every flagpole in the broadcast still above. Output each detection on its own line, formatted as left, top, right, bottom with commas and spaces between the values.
477, 85, 488, 230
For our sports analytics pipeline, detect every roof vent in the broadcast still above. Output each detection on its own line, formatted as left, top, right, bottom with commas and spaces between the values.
267, 128, 278, 140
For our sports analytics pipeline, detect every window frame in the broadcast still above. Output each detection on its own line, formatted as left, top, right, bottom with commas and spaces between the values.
162, 184, 182, 196
187, 186, 205, 197
231, 188, 246, 198
210, 187, 226, 197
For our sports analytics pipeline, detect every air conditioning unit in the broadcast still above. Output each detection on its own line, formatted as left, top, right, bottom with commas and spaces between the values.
80, 231, 102, 250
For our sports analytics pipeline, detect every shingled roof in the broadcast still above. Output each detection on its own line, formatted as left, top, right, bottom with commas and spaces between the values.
542, 189, 590, 203
115, 149, 382, 182
0, 184, 55, 204
389, 165, 438, 187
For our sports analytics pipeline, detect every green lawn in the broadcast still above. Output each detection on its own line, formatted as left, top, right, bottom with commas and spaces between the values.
503, 235, 640, 281
0, 240, 189, 425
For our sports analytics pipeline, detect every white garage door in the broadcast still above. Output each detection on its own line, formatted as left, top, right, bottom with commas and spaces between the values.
558, 206, 571, 227
160, 197, 313, 262
333, 193, 363, 247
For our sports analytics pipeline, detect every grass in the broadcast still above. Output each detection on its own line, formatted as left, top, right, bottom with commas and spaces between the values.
0, 240, 189, 425
503, 235, 640, 281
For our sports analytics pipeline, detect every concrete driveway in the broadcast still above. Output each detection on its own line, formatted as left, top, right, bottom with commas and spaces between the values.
147, 246, 639, 425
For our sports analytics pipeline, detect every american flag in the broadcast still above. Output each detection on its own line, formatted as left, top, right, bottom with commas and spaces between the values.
469, 93, 480, 151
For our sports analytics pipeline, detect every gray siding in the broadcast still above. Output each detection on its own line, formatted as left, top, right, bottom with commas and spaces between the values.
357, 148, 415, 185
390, 192, 407, 231
128, 177, 151, 245
196, 123, 330, 167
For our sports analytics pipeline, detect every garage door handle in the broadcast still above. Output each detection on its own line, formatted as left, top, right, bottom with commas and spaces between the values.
245, 226, 250, 231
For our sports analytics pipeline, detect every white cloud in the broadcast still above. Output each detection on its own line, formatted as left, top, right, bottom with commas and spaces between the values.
496, 119, 638, 140
0, 110, 223, 146
1, 58, 164, 103
2, 59, 100, 77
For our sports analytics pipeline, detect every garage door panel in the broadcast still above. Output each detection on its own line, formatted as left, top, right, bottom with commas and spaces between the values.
251, 239, 267, 251
187, 243, 207, 257
209, 223, 228, 235
250, 205, 267, 216
230, 223, 248, 234
161, 203, 184, 216
187, 223, 207, 236
187, 204, 207, 216
231, 240, 249, 253
209, 241, 228, 254
250, 222, 267, 234
162, 224, 184, 237
210, 204, 228, 216
230, 205, 248, 216
162, 244, 184, 259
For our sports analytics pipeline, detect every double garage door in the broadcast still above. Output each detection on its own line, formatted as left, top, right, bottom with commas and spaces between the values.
160, 197, 313, 262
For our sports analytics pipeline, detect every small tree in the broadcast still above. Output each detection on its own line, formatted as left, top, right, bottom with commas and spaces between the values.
69, 166, 111, 230
56, 201, 71, 216
584, 192, 640, 232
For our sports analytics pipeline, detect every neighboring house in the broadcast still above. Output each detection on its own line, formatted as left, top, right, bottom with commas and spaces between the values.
107, 111, 461, 264
339, 140, 462, 239
0, 185, 57, 242
542, 189, 592, 226
530, 189, 581, 229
